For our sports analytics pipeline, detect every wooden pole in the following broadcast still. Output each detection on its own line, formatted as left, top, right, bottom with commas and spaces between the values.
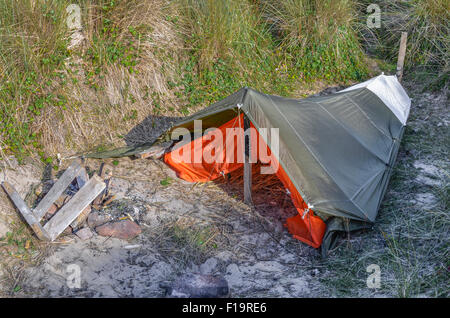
243, 116, 253, 205
396, 32, 408, 83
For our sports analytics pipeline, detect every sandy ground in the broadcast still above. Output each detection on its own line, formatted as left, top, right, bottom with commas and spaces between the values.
5, 158, 319, 297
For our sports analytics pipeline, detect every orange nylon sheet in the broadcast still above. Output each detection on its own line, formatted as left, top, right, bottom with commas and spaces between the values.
164, 115, 326, 248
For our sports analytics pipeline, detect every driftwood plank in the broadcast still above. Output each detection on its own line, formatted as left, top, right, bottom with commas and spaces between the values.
1, 181, 49, 240
34, 159, 82, 220
43, 174, 106, 241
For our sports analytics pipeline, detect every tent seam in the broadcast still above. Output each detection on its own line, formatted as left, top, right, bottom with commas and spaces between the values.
311, 199, 370, 220
266, 95, 370, 221
315, 101, 389, 164
343, 94, 393, 140
350, 168, 386, 201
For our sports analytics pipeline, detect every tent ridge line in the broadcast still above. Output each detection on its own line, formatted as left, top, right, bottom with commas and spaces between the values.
352, 87, 406, 128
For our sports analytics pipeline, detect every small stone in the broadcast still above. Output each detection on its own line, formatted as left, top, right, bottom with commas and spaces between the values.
62, 225, 72, 236
95, 219, 141, 240
87, 211, 111, 228
225, 264, 243, 288
200, 258, 218, 274
75, 227, 94, 240
163, 273, 229, 298
54, 194, 71, 208
44, 203, 58, 219
34, 184, 43, 197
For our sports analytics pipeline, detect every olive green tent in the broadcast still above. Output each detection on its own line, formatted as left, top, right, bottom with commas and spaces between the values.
87, 74, 411, 254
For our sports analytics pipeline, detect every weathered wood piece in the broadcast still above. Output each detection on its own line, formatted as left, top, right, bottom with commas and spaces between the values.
34, 159, 83, 220
396, 32, 408, 82
1, 181, 49, 240
43, 174, 105, 241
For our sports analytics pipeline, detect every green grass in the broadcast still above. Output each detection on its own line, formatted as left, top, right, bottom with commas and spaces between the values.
0, 223, 37, 261
83, 2, 146, 77
174, 0, 296, 111
261, 0, 369, 82
172, 0, 370, 113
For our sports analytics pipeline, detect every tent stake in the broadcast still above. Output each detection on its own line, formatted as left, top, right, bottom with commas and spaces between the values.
396, 32, 408, 83
243, 116, 253, 205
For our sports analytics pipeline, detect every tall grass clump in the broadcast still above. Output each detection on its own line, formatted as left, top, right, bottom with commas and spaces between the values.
0, 0, 183, 159
0, 0, 69, 160
175, 0, 294, 109
370, 0, 449, 88
261, 0, 369, 82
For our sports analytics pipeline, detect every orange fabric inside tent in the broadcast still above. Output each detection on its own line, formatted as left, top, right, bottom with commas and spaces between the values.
164, 115, 326, 248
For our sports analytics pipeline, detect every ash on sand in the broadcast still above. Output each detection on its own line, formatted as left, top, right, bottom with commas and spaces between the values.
21, 157, 316, 297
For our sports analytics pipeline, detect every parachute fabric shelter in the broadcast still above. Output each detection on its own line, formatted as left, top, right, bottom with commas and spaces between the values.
86, 75, 411, 254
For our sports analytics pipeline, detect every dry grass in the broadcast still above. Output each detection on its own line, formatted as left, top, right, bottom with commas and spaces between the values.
178, 0, 271, 70
34, 0, 185, 156
262, 0, 356, 48
0, 0, 186, 159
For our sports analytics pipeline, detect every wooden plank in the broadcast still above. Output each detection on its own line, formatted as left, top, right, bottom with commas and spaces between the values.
396, 32, 408, 82
43, 174, 105, 241
1, 181, 49, 240
34, 159, 82, 220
